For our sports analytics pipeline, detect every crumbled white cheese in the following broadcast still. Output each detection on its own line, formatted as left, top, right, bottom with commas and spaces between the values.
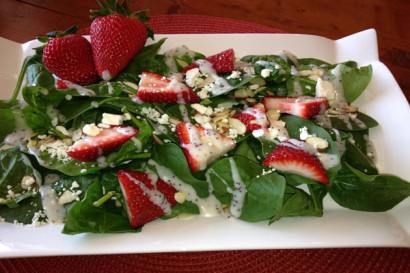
101, 113, 124, 126
261, 68, 272, 78
141, 107, 161, 121
157, 114, 170, 125
38, 139, 70, 162
299, 126, 312, 140
185, 68, 204, 88
227, 71, 241, 79
82, 123, 102, 136
252, 129, 265, 138
191, 104, 213, 116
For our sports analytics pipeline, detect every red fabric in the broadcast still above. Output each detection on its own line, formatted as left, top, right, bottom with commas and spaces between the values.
2, 14, 409, 273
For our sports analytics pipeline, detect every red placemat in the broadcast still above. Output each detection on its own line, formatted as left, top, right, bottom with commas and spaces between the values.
1, 14, 409, 273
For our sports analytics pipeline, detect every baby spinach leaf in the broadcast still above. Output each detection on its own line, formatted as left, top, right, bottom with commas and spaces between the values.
241, 55, 290, 83
239, 172, 286, 222
207, 155, 285, 222
62, 178, 137, 234
151, 143, 210, 198
330, 163, 410, 212
328, 112, 378, 131
0, 109, 16, 142
281, 115, 341, 181
269, 185, 323, 224
26, 63, 54, 90
344, 140, 378, 175
161, 201, 200, 220
341, 64, 372, 103
0, 149, 44, 224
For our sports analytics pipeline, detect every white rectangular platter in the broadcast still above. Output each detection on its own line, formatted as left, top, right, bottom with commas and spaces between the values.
0, 29, 409, 258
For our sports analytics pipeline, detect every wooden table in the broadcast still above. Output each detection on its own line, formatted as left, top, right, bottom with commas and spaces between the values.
1, 0, 409, 103
0, 1, 409, 272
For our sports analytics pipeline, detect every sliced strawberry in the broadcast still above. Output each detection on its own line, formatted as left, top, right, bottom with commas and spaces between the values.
181, 49, 235, 74
43, 34, 98, 86
236, 103, 268, 132
117, 170, 177, 228
176, 122, 236, 172
262, 96, 329, 119
56, 79, 68, 89
67, 126, 138, 162
137, 71, 200, 103
262, 139, 329, 184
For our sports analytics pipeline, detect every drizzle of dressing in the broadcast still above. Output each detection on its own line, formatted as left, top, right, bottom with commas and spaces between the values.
148, 159, 222, 217
123, 172, 173, 215
39, 185, 66, 223
179, 104, 191, 123
228, 157, 246, 217
131, 137, 142, 152
61, 80, 96, 96
196, 60, 233, 96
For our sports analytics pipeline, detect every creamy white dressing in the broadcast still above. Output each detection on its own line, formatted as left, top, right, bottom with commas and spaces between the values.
292, 78, 304, 96
39, 185, 65, 223
179, 104, 191, 123
228, 157, 246, 217
62, 80, 96, 96
148, 159, 222, 217
124, 172, 172, 215
196, 60, 233, 95
164, 46, 197, 73
106, 81, 115, 94
131, 137, 142, 152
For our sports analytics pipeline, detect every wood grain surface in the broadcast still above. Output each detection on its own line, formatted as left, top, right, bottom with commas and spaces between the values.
1, 0, 409, 102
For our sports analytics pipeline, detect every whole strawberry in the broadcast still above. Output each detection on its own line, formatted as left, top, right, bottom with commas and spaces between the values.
90, 1, 151, 81
42, 34, 98, 86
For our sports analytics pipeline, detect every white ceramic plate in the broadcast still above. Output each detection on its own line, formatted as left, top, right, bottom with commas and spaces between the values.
0, 30, 409, 258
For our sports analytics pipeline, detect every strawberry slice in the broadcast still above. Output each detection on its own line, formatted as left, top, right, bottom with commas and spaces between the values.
263, 139, 329, 184
137, 71, 200, 104
67, 126, 138, 162
236, 103, 269, 132
176, 122, 236, 172
262, 96, 329, 119
117, 170, 178, 228
181, 49, 235, 74
56, 79, 68, 89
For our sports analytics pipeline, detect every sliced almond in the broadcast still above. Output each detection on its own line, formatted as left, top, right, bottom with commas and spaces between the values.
306, 137, 329, 151
228, 118, 247, 135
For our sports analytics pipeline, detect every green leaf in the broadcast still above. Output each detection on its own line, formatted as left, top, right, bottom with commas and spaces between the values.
341, 64, 372, 103
328, 112, 378, 131
151, 143, 210, 198
62, 177, 137, 234
0, 149, 44, 224
330, 163, 410, 212
26, 63, 55, 90
270, 185, 323, 224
